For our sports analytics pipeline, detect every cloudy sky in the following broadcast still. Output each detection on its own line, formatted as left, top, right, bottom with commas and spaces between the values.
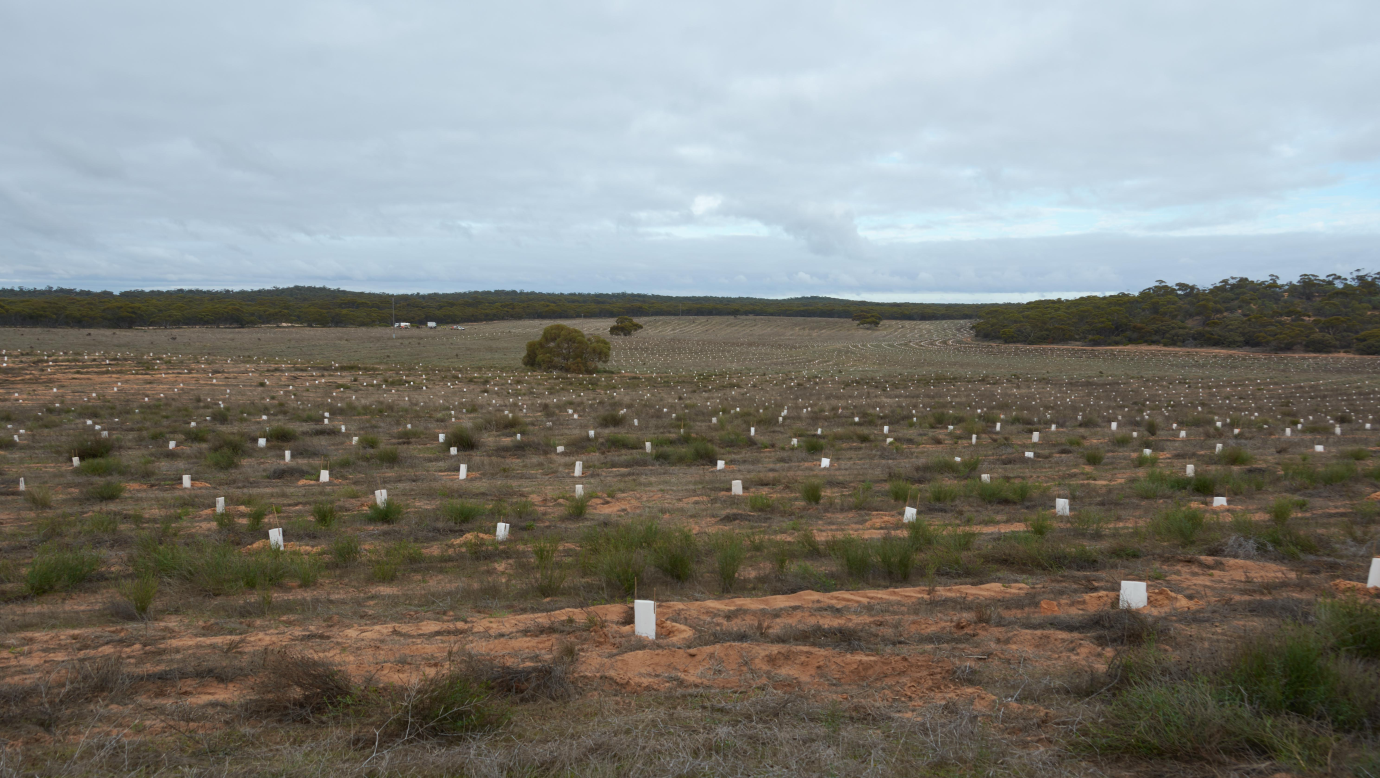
1, 1, 1377, 300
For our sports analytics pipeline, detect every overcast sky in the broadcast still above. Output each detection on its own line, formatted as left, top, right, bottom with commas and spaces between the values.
1, 1, 1377, 301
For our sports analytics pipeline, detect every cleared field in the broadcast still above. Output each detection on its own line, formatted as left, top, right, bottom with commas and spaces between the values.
0, 320, 1376, 776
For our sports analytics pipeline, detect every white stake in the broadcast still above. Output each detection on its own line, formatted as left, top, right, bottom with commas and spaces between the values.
634, 599, 656, 639
1119, 581, 1147, 610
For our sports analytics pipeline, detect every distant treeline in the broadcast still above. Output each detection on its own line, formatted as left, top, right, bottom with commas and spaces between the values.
973, 273, 1380, 354
0, 287, 990, 329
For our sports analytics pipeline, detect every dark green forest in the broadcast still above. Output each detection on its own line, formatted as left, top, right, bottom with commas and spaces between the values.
0, 287, 986, 329
973, 272, 1380, 354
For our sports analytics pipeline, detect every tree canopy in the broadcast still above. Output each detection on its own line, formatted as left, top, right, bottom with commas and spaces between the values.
522, 324, 611, 373
973, 272, 1380, 354
609, 316, 644, 336
853, 310, 882, 328
0, 287, 993, 329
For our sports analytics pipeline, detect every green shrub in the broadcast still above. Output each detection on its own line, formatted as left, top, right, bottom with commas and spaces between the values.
1218, 446, 1253, 466
358, 434, 380, 449
1342, 447, 1371, 461
1083, 449, 1106, 465
1133, 452, 1159, 468
596, 410, 624, 428
748, 493, 774, 512
1027, 511, 1054, 537
1150, 505, 1207, 545
26, 547, 102, 595
292, 555, 324, 587
66, 433, 115, 461
1269, 496, 1304, 523
118, 575, 158, 617
887, 478, 913, 502
830, 534, 871, 580
205, 449, 240, 470
24, 486, 54, 510
873, 535, 914, 582
267, 425, 297, 442
1090, 677, 1334, 768
1112, 433, 1132, 447
531, 537, 566, 596
850, 481, 874, 510
711, 531, 746, 592
596, 547, 643, 595
388, 667, 508, 738
906, 519, 939, 550
803, 438, 826, 454
799, 479, 824, 505
564, 493, 591, 518
441, 500, 485, 525
979, 535, 1101, 572
76, 457, 121, 476
374, 447, 401, 465
330, 535, 362, 566
85, 480, 125, 502
1317, 596, 1380, 660
1228, 625, 1376, 730
652, 527, 697, 582
445, 425, 479, 451
928, 481, 959, 504
367, 500, 405, 524
311, 502, 338, 528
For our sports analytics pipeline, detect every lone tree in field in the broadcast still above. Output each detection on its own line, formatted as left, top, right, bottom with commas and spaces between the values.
853, 310, 882, 329
522, 324, 611, 373
609, 316, 644, 337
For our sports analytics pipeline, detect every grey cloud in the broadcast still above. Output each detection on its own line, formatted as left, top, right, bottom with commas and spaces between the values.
0, 0, 1377, 296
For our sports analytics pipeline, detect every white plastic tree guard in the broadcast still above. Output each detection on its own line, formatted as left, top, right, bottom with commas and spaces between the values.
1055, 498, 1070, 516
1180, 431, 1187, 438
71, 457, 80, 467
1186, 464, 1196, 476
645, 442, 652, 453
750, 427, 756, 436
1215, 444, 1223, 454
903, 507, 917, 523
575, 484, 584, 497
634, 600, 656, 639
981, 474, 991, 483
319, 470, 329, 483
450, 446, 457, 455
495, 522, 510, 541
883, 425, 889, 434
574, 461, 583, 477
18, 478, 24, 491
268, 528, 284, 551
215, 497, 225, 514
375, 489, 388, 506
995, 423, 1001, 432
971, 434, 977, 444
588, 430, 595, 439
258, 438, 267, 448
1025, 452, 1035, 459
717, 460, 725, 470
439, 433, 446, 443
1032, 431, 1040, 443
1111, 422, 1118, 431
182, 475, 192, 488
169, 440, 177, 449
556, 445, 564, 454
1315, 445, 1325, 453
1213, 496, 1228, 507
1368, 558, 1380, 588
1120, 581, 1148, 609
821, 457, 830, 468
731, 480, 743, 495
1285, 428, 1292, 436
1143, 448, 1152, 456
459, 464, 468, 480
285, 450, 292, 461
